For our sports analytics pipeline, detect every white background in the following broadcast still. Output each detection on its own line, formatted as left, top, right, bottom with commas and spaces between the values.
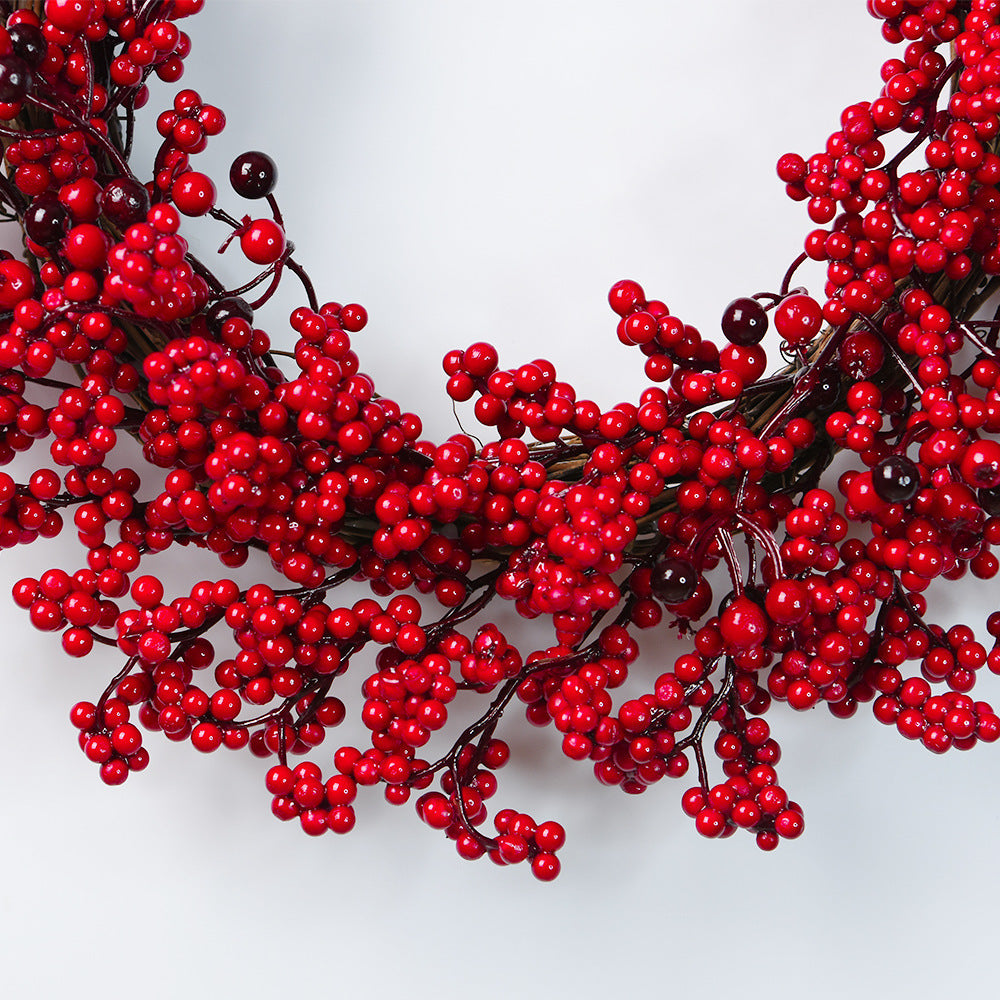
2, 3, 996, 998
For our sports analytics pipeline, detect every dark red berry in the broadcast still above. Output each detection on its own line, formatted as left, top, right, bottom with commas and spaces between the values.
721, 297, 768, 346
650, 558, 699, 605
205, 296, 254, 333
8, 24, 45, 68
230, 151, 277, 199
0, 55, 33, 103
24, 193, 68, 246
872, 455, 920, 503
103, 178, 151, 228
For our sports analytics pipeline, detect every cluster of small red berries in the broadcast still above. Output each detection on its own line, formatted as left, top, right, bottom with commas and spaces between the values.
5, 0, 1000, 879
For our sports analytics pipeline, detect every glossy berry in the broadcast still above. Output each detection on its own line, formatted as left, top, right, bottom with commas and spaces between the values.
240, 219, 285, 264
8, 24, 45, 68
721, 297, 768, 346
961, 441, 1000, 490
205, 295, 254, 333
872, 455, 920, 503
0, 55, 32, 103
650, 557, 700, 605
230, 151, 277, 199
103, 178, 151, 228
172, 171, 217, 216
24, 194, 67, 245
774, 294, 822, 345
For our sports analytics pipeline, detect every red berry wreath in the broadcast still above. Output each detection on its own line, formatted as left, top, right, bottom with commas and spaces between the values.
0, 0, 998, 880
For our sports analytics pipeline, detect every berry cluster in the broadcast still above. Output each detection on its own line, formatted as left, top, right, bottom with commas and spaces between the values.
3, 0, 1000, 880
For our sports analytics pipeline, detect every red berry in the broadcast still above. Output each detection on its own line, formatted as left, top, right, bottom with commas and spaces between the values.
774, 294, 823, 345
172, 171, 216, 216
720, 595, 768, 650
240, 219, 285, 265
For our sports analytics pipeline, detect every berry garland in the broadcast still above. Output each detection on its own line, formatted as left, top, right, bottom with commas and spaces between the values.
2, 0, 1000, 881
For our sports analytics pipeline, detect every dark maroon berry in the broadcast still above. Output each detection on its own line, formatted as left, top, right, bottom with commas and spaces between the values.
230, 151, 277, 200
721, 297, 768, 346
988, 612, 1000, 639
24, 193, 68, 245
872, 455, 920, 503
102, 177, 151, 228
8, 24, 45, 68
206, 296, 254, 334
650, 557, 699, 605
978, 487, 1000, 517
809, 372, 840, 411
0, 55, 33, 103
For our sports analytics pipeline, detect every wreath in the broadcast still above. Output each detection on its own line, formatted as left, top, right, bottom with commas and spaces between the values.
0, 0, 995, 880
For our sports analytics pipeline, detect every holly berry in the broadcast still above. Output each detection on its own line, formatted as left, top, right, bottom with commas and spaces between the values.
0, 55, 32, 102
230, 151, 277, 199
650, 557, 699, 605
721, 297, 768, 345
872, 455, 920, 503
774, 294, 822, 344
240, 218, 285, 264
